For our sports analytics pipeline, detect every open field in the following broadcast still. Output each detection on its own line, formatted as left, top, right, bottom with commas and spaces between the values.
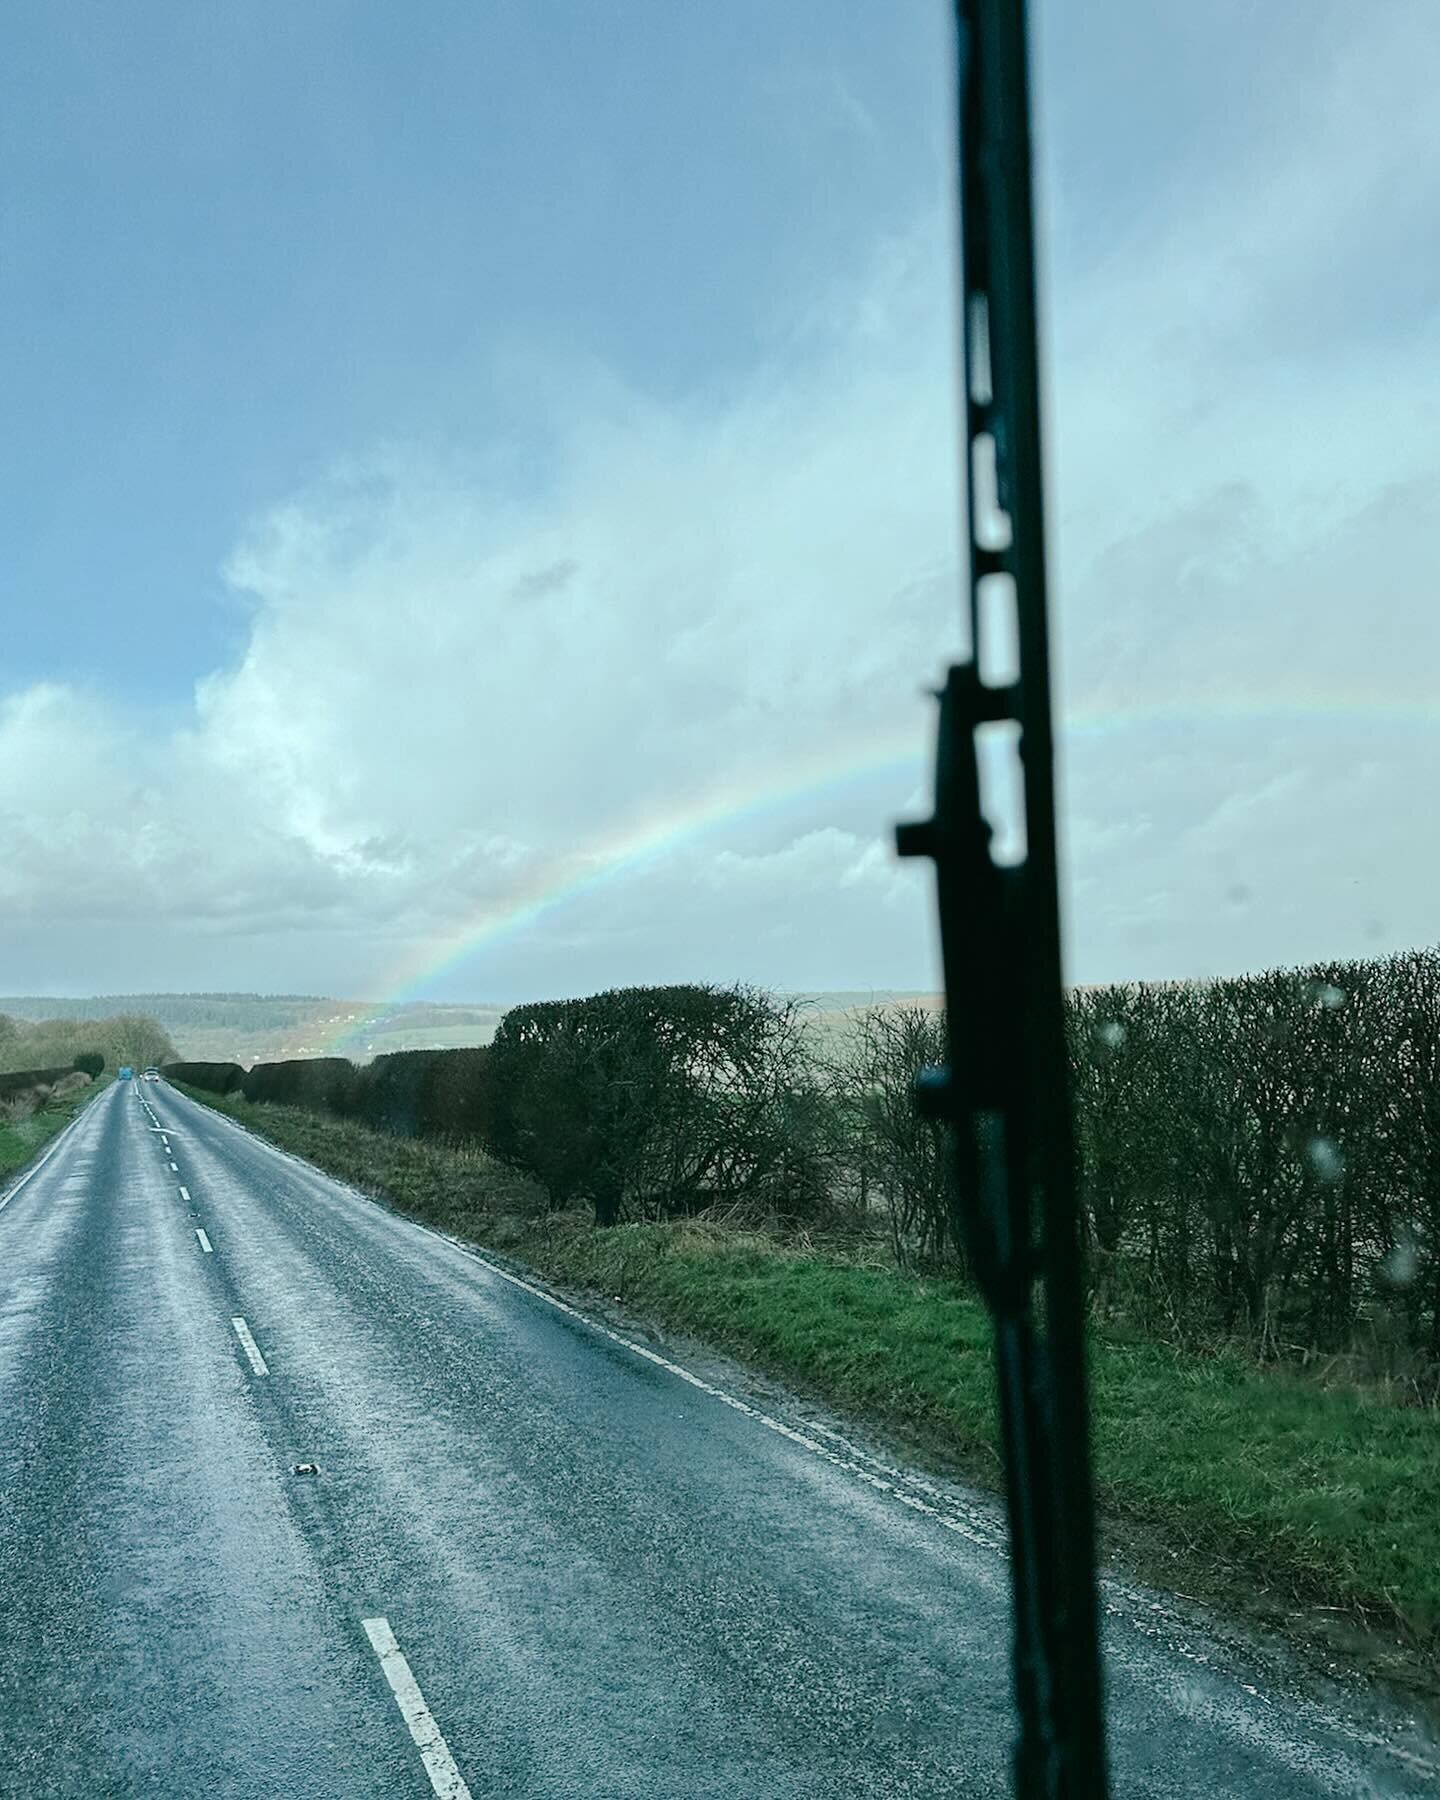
0, 989, 940, 1066
0, 994, 507, 1065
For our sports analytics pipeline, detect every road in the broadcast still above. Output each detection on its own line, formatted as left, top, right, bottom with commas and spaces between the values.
0, 1078, 1434, 1798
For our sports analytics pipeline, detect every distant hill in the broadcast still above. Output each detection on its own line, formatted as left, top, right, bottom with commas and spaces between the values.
0, 994, 505, 1067
0, 989, 940, 1068
793, 989, 942, 1054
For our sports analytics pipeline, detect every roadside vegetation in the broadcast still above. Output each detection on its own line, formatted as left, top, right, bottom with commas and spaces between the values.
0, 1012, 172, 1179
0, 1074, 110, 1182
170, 953, 1440, 1699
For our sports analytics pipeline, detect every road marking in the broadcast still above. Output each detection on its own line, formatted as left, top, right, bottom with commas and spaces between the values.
183, 1095, 1440, 1781
168, 1160, 179, 1172
183, 1097, 1003, 1547
361, 1617, 473, 1800
230, 1316, 269, 1376
432, 1234, 1009, 1550
174, 1095, 1011, 1552
195, 1227, 213, 1254
179, 1185, 191, 1202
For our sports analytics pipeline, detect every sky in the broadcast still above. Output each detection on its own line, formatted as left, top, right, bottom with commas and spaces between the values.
2, 1, 1438, 1004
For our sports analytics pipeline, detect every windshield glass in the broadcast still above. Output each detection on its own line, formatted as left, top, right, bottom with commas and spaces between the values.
1, 6, 1436, 1797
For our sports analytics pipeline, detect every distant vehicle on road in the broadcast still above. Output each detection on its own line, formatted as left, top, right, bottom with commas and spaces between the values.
118, 1065, 133, 1080
142, 1068, 160, 1081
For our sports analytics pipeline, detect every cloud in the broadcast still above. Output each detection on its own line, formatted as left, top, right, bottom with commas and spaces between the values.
3, 3, 1439, 999
0, 230, 957, 995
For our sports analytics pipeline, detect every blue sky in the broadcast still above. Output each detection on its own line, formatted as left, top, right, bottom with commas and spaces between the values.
2, 2, 949, 701
3, 2, 1439, 1001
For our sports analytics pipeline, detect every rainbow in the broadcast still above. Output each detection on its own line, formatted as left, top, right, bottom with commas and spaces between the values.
319, 686, 1436, 1052
318, 721, 923, 1053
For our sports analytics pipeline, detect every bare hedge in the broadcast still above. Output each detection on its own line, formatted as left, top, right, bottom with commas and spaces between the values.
346, 1048, 493, 1141
0, 1065, 76, 1099
827, 953, 1437, 1366
163, 1060, 245, 1095
1062, 952, 1440, 1364
185, 952, 1440, 1367
242, 1056, 357, 1112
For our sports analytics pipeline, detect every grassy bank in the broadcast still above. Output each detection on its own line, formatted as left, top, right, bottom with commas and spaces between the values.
0, 1078, 108, 1182
177, 1084, 1440, 1696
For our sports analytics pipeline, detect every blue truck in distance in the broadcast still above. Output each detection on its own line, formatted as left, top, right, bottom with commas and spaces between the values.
118, 1065, 133, 1080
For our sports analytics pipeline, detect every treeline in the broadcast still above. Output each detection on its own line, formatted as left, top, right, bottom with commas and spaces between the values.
170, 955, 1440, 1371
0, 1013, 174, 1080
0, 993, 335, 1032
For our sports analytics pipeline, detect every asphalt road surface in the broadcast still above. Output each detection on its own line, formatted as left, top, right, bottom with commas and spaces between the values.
1, 1079, 1435, 1798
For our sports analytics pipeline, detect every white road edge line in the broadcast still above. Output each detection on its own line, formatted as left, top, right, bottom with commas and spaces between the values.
433, 1230, 1003, 1548
170, 1089, 1440, 1782
230, 1316, 269, 1376
195, 1227, 213, 1254
0, 1087, 103, 1214
361, 1616, 473, 1800
179, 1185, 191, 1202
174, 1088, 1002, 1552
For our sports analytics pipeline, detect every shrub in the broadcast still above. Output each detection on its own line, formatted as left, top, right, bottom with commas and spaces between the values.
487, 983, 829, 1227
71, 1051, 105, 1078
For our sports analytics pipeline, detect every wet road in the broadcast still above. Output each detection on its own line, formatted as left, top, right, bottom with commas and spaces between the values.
0, 1078, 1435, 1798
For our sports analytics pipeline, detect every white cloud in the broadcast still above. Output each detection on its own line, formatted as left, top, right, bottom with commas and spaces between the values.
0, 232, 957, 995
4, 5, 1440, 998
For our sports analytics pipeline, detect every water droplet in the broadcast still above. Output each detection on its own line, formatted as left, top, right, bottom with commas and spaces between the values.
1096, 1021, 1126, 1049
1384, 1235, 1418, 1288
1306, 980, 1347, 1010
1306, 1136, 1344, 1183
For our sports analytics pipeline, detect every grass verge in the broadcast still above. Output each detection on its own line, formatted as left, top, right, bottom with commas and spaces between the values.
0, 1078, 109, 1182
177, 1084, 1440, 1702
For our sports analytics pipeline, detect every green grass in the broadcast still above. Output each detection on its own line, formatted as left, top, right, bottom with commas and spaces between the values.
0, 1077, 109, 1181
177, 1084, 1440, 1692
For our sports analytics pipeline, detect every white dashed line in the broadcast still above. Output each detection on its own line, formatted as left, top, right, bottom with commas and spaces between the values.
190, 1097, 1005, 1550
230, 1316, 269, 1376
167, 1095, 1013, 1552
168, 1160, 179, 1172
179, 1185, 191, 1202
361, 1617, 473, 1800
195, 1227, 213, 1254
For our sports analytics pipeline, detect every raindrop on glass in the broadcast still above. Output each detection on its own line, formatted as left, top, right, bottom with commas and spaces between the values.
1384, 1235, 1418, 1289
1305, 1136, 1344, 1183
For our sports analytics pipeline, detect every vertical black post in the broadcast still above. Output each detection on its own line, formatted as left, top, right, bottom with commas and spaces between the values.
896, 3, 1109, 1794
